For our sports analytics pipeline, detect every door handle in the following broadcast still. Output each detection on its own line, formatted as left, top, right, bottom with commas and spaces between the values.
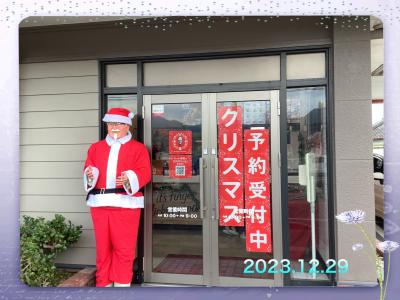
199, 157, 207, 219
214, 156, 219, 220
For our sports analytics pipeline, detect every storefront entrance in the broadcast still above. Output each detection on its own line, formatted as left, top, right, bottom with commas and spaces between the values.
143, 91, 283, 286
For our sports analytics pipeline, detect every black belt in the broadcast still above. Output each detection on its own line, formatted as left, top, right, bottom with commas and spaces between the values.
86, 188, 126, 201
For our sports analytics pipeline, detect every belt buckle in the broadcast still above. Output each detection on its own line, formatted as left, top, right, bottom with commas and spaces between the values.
100, 188, 106, 194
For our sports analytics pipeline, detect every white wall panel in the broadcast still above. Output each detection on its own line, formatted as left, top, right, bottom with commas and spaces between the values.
19, 60, 100, 266
20, 60, 98, 79
20, 144, 92, 161
20, 179, 85, 195
20, 195, 88, 212
20, 212, 93, 230
20, 161, 85, 178
20, 127, 98, 145
20, 76, 98, 95
55, 247, 96, 265
20, 110, 99, 128
20, 93, 99, 112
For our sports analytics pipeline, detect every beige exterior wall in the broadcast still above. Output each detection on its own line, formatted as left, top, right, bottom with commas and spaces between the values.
19, 60, 99, 265
333, 22, 376, 285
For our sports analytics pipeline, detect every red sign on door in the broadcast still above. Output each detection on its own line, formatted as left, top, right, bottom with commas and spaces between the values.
169, 130, 192, 155
245, 222, 272, 253
218, 129, 243, 154
219, 193, 245, 226
244, 129, 269, 153
217, 106, 242, 129
217, 106, 244, 226
244, 128, 272, 253
169, 155, 192, 178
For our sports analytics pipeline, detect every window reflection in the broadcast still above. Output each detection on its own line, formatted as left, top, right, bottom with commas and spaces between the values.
287, 87, 329, 280
151, 103, 202, 176
217, 100, 274, 279
151, 102, 203, 275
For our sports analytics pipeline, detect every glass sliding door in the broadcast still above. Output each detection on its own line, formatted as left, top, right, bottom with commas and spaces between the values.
144, 94, 208, 285
286, 87, 329, 282
210, 91, 282, 286
144, 91, 282, 286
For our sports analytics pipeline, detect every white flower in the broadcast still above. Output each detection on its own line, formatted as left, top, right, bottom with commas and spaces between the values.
336, 210, 366, 224
377, 240, 400, 253
352, 243, 364, 251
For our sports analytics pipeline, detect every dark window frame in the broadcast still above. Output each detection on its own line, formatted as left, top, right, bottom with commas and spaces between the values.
99, 46, 335, 287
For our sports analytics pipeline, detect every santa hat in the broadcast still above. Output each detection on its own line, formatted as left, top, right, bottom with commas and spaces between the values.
102, 107, 134, 125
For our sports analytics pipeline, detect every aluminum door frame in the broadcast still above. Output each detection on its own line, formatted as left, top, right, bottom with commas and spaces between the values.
143, 91, 282, 286
209, 90, 283, 287
143, 93, 212, 286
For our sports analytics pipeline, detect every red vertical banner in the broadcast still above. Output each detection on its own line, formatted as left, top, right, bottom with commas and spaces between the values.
217, 106, 243, 128
217, 106, 244, 226
244, 129, 272, 253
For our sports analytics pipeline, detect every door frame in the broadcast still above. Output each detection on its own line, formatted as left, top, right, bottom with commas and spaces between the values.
143, 91, 282, 286
209, 91, 282, 286
143, 93, 208, 286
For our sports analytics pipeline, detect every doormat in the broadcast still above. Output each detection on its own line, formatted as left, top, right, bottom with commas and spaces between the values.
153, 254, 273, 279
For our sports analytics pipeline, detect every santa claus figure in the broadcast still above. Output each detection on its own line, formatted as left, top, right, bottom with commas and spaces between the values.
83, 107, 151, 287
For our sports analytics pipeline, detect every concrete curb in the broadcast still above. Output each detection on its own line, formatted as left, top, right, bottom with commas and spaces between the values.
58, 268, 96, 287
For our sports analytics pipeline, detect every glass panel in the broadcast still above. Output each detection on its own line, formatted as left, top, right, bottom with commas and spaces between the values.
286, 87, 329, 281
151, 102, 203, 275
106, 63, 137, 87
107, 94, 138, 140
372, 76, 384, 99
287, 53, 326, 80
144, 56, 280, 86
217, 100, 273, 279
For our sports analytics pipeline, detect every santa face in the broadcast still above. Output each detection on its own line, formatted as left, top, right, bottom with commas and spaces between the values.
177, 136, 183, 145
107, 122, 130, 139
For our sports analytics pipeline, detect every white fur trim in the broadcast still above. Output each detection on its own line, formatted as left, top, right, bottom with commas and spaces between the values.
114, 282, 131, 287
106, 131, 131, 146
86, 194, 144, 208
122, 170, 140, 196
106, 143, 121, 188
102, 114, 132, 125
83, 166, 99, 192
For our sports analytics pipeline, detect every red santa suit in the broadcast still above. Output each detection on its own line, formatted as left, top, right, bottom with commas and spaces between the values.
83, 109, 151, 287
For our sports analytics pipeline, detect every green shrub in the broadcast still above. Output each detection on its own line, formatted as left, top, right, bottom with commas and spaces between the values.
20, 214, 83, 287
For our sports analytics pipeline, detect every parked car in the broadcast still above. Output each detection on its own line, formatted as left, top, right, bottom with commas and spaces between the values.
373, 153, 384, 226
373, 153, 384, 184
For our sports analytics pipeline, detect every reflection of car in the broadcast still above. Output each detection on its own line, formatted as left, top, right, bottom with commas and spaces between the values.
373, 153, 384, 184
373, 154, 384, 225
